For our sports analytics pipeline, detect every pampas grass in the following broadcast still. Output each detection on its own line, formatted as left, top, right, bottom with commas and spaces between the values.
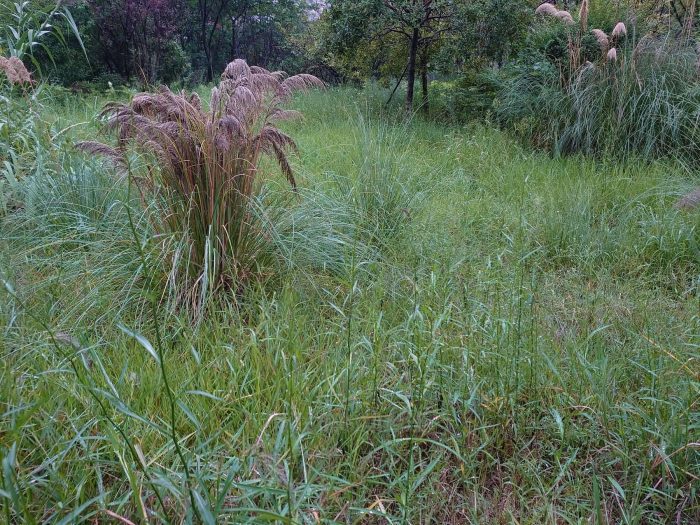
500, 10, 700, 166
611, 22, 627, 38
0, 56, 32, 85
535, 2, 574, 25
535, 3, 558, 17
554, 10, 575, 25
78, 60, 324, 314
591, 29, 609, 52
578, 0, 589, 32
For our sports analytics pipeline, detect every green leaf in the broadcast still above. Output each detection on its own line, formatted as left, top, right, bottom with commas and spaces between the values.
118, 324, 160, 364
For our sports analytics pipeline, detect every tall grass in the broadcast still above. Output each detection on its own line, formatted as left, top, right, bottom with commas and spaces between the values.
498, 5, 700, 165
1, 87, 699, 523
559, 36, 700, 159
327, 112, 418, 253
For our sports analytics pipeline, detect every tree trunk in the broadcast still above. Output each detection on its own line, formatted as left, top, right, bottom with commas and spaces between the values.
200, 5, 213, 82
204, 45, 213, 82
405, 27, 419, 113
231, 17, 238, 59
420, 47, 429, 114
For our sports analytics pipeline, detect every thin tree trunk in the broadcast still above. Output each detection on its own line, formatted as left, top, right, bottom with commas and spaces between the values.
420, 47, 429, 114
231, 18, 238, 59
386, 61, 409, 106
405, 27, 419, 113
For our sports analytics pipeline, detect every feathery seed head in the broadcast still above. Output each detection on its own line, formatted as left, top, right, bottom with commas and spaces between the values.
554, 10, 575, 24
579, 0, 589, 31
0, 56, 32, 85
612, 22, 627, 38
535, 3, 558, 16
592, 29, 609, 52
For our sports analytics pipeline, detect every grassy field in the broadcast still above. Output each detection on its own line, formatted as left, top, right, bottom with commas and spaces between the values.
1, 86, 699, 524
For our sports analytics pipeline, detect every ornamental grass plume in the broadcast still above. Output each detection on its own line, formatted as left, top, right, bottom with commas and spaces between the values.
535, 3, 558, 16
591, 29, 609, 52
78, 60, 324, 313
607, 47, 618, 61
612, 22, 627, 38
554, 10, 575, 24
534, 3, 574, 25
579, 0, 589, 31
0, 56, 32, 85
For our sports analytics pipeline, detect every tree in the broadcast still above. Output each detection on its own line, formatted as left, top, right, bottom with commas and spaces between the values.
192, 0, 235, 81
437, 0, 530, 70
89, 0, 181, 82
327, 0, 454, 112
191, 0, 311, 82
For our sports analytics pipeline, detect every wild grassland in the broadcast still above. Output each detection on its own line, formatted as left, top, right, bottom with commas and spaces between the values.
1, 86, 699, 523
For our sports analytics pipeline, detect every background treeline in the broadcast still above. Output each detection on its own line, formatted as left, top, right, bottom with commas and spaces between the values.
4, 0, 700, 162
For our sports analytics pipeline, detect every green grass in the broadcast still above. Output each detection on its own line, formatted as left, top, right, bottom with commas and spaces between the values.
1, 86, 699, 523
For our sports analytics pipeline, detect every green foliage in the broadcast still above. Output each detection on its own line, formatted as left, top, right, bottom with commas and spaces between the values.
435, 0, 531, 70
430, 70, 502, 123
497, 31, 700, 163
0, 90, 36, 213
0, 0, 85, 69
327, 112, 417, 251
2, 87, 699, 523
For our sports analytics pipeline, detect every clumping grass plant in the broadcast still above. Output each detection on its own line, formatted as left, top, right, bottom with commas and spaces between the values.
497, 2, 700, 165
79, 60, 324, 314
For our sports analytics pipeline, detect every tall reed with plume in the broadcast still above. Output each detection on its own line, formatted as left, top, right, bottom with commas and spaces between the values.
533, 0, 625, 82
499, 2, 700, 163
79, 60, 323, 314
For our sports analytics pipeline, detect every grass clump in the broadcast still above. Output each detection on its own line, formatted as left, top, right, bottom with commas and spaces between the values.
79, 60, 324, 314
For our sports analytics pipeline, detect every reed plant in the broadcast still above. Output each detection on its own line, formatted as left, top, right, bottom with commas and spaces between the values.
498, 2, 700, 165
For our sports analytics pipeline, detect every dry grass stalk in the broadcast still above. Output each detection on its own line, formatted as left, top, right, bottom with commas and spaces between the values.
0, 56, 32, 85
579, 0, 589, 31
682, 0, 696, 41
592, 29, 609, 52
675, 188, 700, 210
77, 59, 324, 311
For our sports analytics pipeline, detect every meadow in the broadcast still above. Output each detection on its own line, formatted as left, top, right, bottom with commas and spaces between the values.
1, 84, 699, 524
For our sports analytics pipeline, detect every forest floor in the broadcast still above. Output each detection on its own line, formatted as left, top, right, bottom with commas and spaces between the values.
1, 86, 698, 524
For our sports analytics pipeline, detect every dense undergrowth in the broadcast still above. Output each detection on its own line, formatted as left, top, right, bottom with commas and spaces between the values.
431, 1, 700, 173
1, 86, 699, 523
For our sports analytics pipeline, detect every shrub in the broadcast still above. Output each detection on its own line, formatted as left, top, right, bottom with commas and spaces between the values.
431, 70, 502, 123
79, 60, 323, 314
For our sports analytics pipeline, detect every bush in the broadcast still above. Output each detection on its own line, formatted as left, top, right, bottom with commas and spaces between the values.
431, 70, 502, 123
